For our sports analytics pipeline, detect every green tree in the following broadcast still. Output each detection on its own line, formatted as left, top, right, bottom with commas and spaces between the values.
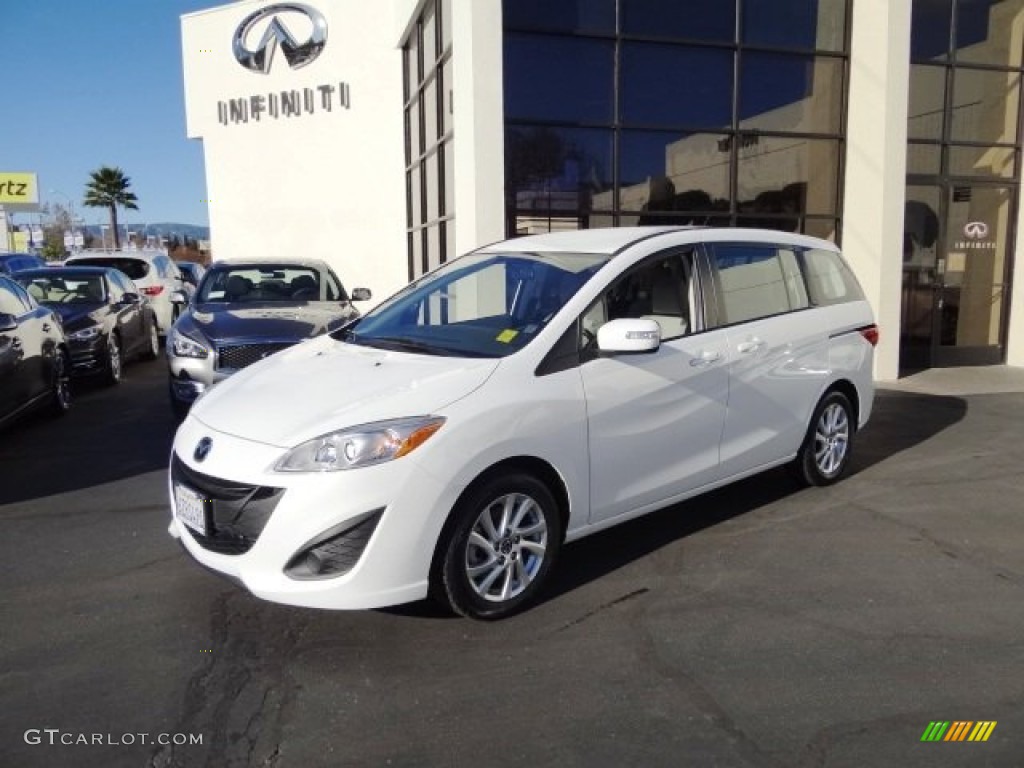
82, 166, 139, 249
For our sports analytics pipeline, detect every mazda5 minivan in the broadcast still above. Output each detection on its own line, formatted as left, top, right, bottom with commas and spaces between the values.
169, 227, 878, 619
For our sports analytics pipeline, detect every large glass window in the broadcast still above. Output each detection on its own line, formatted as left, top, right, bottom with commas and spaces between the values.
503, 0, 850, 238
403, 0, 454, 280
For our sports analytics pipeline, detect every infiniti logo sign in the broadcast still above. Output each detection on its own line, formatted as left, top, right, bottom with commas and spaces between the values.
964, 221, 989, 240
233, 3, 328, 74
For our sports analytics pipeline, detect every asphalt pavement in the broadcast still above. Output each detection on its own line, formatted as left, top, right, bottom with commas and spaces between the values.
1, 359, 1023, 767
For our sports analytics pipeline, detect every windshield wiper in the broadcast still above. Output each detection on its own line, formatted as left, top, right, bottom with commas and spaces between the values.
358, 336, 453, 355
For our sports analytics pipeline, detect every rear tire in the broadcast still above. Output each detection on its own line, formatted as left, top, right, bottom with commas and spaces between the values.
792, 391, 854, 487
434, 472, 561, 620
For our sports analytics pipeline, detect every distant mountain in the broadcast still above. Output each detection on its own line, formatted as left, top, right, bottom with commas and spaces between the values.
82, 222, 210, 241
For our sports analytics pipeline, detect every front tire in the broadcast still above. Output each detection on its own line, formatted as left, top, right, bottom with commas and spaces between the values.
104, 334, 122, 386
435, 472, 561, 620
141, 318, 160, 360
49, 349, 71, 417
793, 391, 854, 486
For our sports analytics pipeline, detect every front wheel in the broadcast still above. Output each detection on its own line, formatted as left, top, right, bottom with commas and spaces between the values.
104, 334, 122, 386
141, 318, 160, 360
49, 349, 71, 417
793, 391, 854, 486
435, 473, 562, 620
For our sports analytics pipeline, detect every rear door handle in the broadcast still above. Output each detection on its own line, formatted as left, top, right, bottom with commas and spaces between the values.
690, 350, 723, 367
737, 338, 765, 354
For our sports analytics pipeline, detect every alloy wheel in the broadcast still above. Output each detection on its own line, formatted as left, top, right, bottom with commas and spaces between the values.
813, 402, 849, 477
465, 492, 549, 603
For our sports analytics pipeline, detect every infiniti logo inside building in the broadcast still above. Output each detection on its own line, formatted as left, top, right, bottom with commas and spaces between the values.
233, 3, 328, 74
964, 221, 990, 240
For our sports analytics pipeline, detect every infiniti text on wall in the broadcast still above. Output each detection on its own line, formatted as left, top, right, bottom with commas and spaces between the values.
217, 82, 351, 127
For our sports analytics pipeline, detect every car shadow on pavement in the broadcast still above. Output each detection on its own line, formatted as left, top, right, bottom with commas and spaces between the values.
0, 361, 178, 505
540, 390, 967, 606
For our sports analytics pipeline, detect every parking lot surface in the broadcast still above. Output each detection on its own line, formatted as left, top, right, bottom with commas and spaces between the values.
1, 359, 1023, 767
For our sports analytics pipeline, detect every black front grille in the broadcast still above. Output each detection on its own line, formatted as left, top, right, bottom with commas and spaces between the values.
172, 455, 285, 555
285, 510, 384, 580
217, 342, 295, 371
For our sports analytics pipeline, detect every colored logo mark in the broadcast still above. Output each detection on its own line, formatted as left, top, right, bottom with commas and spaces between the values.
921, 721, 997, 742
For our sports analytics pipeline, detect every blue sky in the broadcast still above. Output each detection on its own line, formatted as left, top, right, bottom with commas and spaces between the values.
4, 1, 217, 228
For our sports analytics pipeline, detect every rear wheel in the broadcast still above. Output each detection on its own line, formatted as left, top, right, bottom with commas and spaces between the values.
49, 349, 71, 416
435, 472, 561, 620
104, 334, 122, 386
793, 391, 854, 486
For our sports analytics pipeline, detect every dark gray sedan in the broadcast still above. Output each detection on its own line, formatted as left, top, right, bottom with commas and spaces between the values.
166, 260, 370, 417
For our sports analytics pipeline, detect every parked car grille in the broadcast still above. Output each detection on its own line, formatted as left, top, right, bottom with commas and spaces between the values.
216, 342, 295, 371
171, 455, 284, 555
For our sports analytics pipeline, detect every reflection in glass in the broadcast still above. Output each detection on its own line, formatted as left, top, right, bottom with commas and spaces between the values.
443, 142, 454, 216
737, 137, 839, 217
618, 130, 730, 217
907, 65, 946, 140
621, 0, 735, 43
423, 6, 436, 67
802, 218, 838, 241
504, 34, 614, 122
425, 153, 439, 222
950, 68, 1020, 143
907, 142, 942, 174
956, 0, 1024, 67
424, 77, 438, 149
506, 126, 613, 230
743, 0, 847, 51
409, 166, 422, 226
441, 0, 452, 51
949, 145, 1016, 177
620, 44, 733, 128
911, 0, 953, 61
503, 0, 615, 33
739, 53, 843, 134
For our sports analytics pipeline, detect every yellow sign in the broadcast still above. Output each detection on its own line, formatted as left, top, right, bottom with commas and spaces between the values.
0, 172, 40, 209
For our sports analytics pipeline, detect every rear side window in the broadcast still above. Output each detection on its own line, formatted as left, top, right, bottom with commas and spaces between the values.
709, 244, 809, 325
802, 248, 865, 306
70, 258, 149, 281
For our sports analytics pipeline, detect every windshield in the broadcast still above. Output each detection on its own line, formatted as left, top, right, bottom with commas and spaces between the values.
17, 274, 106, 304
70, 257, 148, 280
198, 265, 323, 303
337, 251, 610, 357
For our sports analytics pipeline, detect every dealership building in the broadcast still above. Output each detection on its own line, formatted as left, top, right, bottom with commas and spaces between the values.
181, 0, 1024, 379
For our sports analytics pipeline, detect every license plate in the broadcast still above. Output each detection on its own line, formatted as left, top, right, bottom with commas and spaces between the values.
174, 483, 208, 537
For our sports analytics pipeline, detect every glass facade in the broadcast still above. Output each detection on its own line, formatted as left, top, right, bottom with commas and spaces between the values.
403, 0, 454, 280
502, 0, 851, 238
903, 0, 1024, 367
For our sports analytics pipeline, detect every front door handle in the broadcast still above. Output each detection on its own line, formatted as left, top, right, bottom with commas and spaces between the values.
690, 350, 723, 367
42, 322, 51, 333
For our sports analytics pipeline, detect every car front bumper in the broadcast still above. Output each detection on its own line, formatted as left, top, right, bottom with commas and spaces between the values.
167, 414, 463, 610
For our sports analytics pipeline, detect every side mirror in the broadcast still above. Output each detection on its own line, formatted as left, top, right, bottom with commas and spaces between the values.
170, 290, 189, 305
350, 287, 372, 302
0, 313, 17, 332
597, 318, 661, 355
121, 292, 141, 305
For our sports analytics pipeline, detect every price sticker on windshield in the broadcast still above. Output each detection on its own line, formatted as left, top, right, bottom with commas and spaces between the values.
496, 329, 519, 343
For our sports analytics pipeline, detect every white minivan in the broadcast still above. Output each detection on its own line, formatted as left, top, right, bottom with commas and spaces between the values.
168, 228, 877, 619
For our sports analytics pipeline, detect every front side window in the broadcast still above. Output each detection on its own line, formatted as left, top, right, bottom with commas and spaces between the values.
342, 251, 611, 357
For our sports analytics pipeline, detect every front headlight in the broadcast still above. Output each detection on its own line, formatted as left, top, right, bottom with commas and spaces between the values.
275, 416, 446, 473
69, 326, 101, 342
169, 327, 209, 359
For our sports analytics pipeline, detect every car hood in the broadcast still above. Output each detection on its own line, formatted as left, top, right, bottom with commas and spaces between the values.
189, 302, 351, 341
189, 335, 501, 447
46, 302, 103, 330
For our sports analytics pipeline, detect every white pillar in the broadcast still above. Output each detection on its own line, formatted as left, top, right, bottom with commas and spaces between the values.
842, 0, 913, 381
450, 0, 505, 256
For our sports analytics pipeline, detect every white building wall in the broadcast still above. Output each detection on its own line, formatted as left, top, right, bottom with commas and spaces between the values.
842, 0, 913, 380
182, 0, 408, 301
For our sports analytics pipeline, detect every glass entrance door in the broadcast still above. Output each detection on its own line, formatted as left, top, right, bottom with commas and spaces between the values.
901, 182, 1014, 369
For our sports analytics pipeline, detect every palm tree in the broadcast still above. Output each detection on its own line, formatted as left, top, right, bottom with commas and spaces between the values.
83, 166, 139, 249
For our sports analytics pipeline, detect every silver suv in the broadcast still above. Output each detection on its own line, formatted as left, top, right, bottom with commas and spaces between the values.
166, 259, 370, 417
